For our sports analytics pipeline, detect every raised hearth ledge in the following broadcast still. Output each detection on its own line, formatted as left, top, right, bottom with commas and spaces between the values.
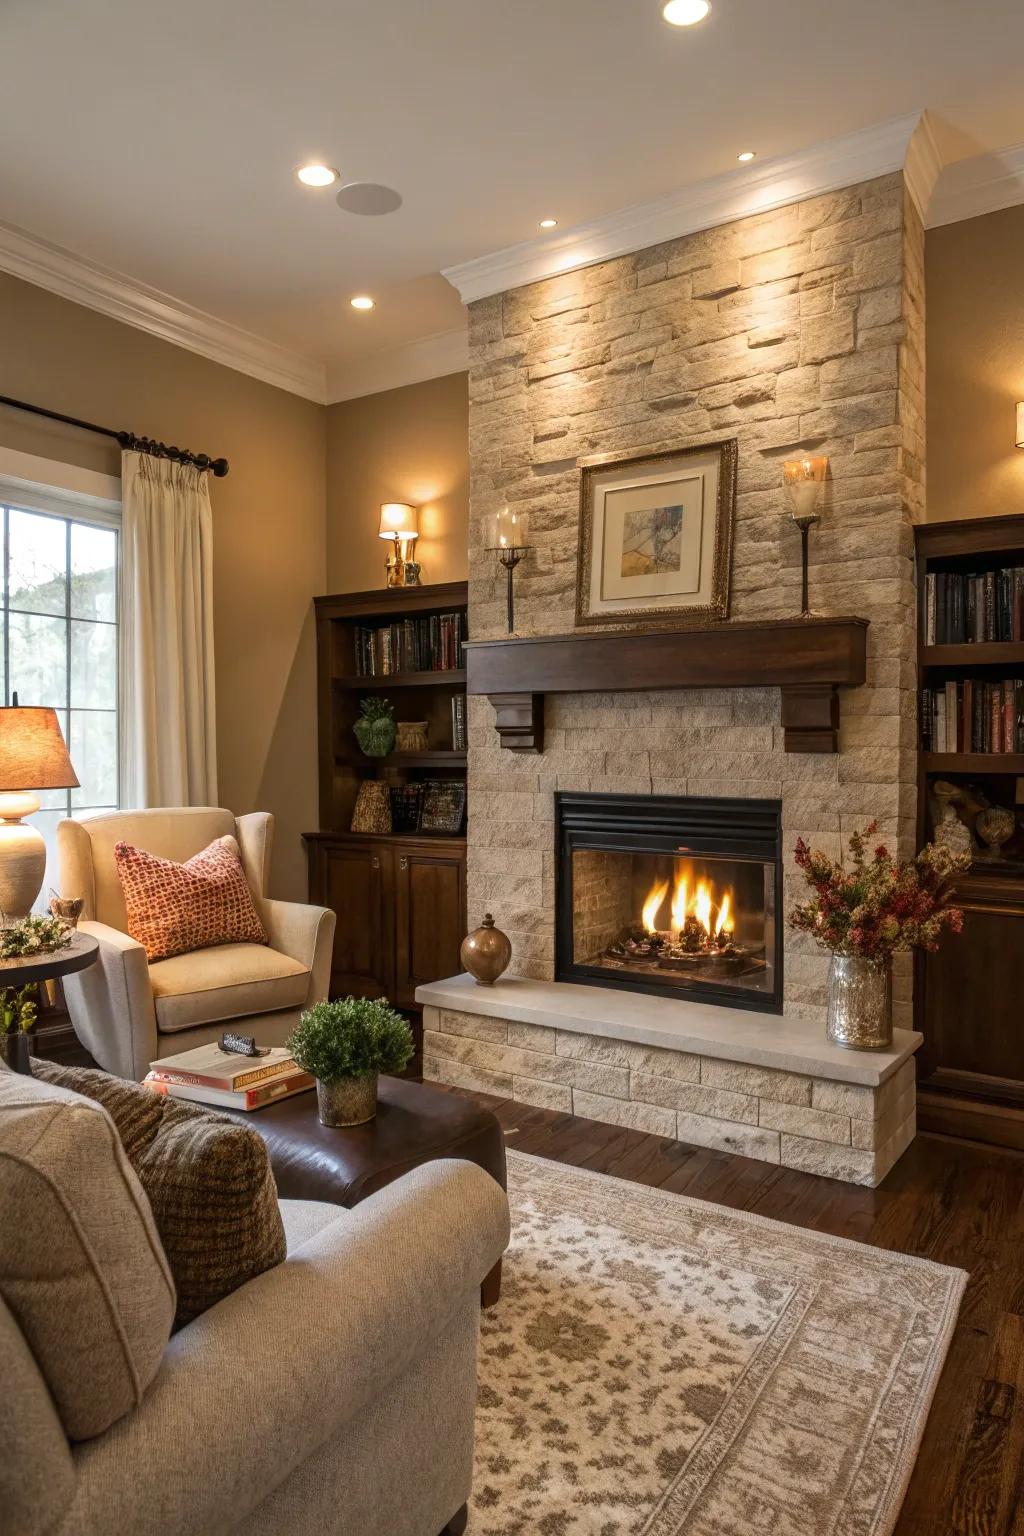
415, 974, 920, 1088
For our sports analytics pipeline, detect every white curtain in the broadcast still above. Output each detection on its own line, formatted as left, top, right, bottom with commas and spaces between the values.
120, 451, 217, 807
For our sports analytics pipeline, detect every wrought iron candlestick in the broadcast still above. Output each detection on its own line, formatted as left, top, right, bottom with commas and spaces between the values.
498, 544, 527, 634
486, 507, 530, 635
783, 456, 828, 618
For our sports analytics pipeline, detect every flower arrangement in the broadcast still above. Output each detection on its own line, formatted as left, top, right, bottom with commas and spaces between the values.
789, 823, 970, 962
0, 914, 72, 961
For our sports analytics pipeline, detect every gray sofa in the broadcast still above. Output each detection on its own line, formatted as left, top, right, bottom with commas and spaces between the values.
0, 1069, 510, 1536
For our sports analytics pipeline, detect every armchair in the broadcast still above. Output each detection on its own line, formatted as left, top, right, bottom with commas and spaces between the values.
57, 808, 336, 1081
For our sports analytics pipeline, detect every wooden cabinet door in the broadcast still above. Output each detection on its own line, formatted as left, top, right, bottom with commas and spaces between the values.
393, 843, 466, 1009
310, 841, 390, 1000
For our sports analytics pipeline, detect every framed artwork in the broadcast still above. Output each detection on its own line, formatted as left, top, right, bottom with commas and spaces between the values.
575, 439, 737, 630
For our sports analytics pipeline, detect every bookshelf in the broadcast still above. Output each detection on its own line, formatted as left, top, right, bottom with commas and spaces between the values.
305, 583, 469, 1018
914, 516, 1024, 1150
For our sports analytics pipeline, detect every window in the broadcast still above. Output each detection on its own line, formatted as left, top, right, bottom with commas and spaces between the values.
1, 498, 119, 904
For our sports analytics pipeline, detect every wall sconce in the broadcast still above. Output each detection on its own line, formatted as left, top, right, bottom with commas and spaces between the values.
1016, 403, 1024, 449
378, 502, 420, 587
783, 456, 828, 618
485, 507, 530, 634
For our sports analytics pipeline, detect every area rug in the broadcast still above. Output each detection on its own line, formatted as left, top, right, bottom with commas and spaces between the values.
470, 1150, 966, 1536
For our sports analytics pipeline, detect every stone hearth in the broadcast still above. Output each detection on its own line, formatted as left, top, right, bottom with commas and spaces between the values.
418, 975, 919, 1187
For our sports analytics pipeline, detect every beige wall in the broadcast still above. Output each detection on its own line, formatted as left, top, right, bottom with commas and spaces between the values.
927, 203, 1024, 521
0, 272, 326, 899
326, 372, 468, 592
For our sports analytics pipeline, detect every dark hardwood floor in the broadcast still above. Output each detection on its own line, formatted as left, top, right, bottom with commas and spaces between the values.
439, 1083, 1024, 1536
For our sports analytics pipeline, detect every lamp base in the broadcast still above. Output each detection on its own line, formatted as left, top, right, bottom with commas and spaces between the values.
0, 793, 45, 922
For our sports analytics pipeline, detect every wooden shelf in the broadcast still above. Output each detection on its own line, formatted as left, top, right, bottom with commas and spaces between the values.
922, 753, 1024, 774
466, 616, 868, 754
336, 750, 467, 768
335, 669, 466, 690
922, 642, 1024, 667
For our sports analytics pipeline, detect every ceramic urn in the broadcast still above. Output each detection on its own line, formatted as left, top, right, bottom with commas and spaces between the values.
461, 914, 512, 986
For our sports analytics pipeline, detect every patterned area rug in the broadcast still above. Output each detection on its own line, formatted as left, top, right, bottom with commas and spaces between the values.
471, 1151, 966, 1536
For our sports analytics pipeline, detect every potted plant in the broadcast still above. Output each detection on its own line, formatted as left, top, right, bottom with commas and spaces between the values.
789, 823, 970, 1050
352, 696, 396, 758
287, 996, 414, 1127
0, 984, 39, 1075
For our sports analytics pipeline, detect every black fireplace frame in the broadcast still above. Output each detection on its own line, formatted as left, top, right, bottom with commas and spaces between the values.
554, 792, 784, 1014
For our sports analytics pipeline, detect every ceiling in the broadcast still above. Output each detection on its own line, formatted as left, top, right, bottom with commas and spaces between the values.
2, 0, 1024, 402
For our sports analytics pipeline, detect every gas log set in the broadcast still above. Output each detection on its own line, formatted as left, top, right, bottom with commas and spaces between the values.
605, 867, 763, 980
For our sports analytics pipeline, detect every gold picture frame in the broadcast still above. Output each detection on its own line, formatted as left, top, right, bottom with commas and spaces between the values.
575, 439, 737, 630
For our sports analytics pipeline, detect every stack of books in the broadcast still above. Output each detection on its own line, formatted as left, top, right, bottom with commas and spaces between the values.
921, 678, 1024, 753
144, 1043, 314, 1111
924, 567, 1024, 644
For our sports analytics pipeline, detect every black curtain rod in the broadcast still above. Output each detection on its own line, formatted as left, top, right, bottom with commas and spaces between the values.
0, 394, 229, 478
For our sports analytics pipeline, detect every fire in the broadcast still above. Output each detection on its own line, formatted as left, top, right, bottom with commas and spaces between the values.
641, 867, 734, 939
641, 879, 670, 935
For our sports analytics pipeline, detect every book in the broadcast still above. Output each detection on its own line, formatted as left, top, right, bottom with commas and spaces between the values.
144, 1069, 314, 1112
148, 1042, 298, 1092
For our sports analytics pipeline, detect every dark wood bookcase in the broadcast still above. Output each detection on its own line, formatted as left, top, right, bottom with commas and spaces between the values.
914, 516, 1024, 1149
304, 583, 468, 1019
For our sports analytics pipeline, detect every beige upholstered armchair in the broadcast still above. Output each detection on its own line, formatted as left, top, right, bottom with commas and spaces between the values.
57, 807, 335, 1081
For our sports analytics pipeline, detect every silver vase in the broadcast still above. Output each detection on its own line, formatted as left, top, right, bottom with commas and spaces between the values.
316, 1072, 378, 1127
826, 954, 892, 1051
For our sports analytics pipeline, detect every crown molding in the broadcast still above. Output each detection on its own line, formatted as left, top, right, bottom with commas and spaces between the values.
443, 112, 926, 303
904, 110, 943, 224
326, 325, 468, 403
927, 141, 1024, 228
0, 220, 328, 403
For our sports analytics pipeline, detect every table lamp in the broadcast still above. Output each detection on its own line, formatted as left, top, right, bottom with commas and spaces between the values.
378, 502, 420, 587
0, 697, 79, 921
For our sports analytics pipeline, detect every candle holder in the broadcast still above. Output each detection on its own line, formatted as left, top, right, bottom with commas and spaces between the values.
485, 508, 530, 635
782, 456, 828, 617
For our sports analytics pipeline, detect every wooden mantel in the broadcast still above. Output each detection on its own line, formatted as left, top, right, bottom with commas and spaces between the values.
465, 616, 869, 754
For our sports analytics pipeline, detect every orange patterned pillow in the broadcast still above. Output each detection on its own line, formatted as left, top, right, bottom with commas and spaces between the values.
114, 836, 268, 962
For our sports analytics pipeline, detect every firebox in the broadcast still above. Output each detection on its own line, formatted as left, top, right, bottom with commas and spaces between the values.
555, 793, 783, 1013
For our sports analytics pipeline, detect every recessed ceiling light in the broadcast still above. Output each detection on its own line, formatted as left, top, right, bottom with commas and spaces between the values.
296, 163, 339, 188
737, 150, 756, 163
350, 295, 375, 311
539, 217, 558, 229
662, 0, 711, 26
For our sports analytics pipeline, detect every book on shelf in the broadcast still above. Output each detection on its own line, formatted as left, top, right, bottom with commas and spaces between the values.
451, 692, 467, 752
144, 1068, 314, 1112
920, 679, 1023, 753
924, 566, 1024, 645
353, 610, 466, 677
148, 1042, 299, 1092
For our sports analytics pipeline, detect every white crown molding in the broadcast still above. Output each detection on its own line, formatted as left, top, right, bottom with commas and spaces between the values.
326, 326, 468, 403
443, 112, 927, 303
928, 141, 1024, 228
904, 111, 943, 224
0, 220, 327, 403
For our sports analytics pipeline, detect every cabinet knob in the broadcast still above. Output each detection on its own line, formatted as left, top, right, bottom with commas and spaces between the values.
371, 855, 380, 870
399, 856, 409, 871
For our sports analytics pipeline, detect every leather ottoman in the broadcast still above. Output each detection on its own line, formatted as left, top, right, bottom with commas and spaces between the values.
235, 1075, 507, 1305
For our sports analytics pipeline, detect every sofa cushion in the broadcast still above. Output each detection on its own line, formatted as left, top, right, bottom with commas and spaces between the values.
114, 834, 268, 962
34, 1061, 286, 1330
0, 1070, 175, 1440
149, 942, 310, 1032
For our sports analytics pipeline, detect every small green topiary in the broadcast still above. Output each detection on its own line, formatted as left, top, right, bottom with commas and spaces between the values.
287, 997, 414, 1084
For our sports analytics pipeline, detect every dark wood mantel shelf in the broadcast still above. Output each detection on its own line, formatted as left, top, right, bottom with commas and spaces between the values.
465, 616, 869, 754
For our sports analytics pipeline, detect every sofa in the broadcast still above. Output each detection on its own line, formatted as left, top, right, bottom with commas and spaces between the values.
56, 807, 336, 1081
0, 1068, 509, 1536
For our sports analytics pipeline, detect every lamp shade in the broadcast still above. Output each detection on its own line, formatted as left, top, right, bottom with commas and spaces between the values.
1017, 402, 1024, 449
0, 706, 79, 792
378, 503, 419, 540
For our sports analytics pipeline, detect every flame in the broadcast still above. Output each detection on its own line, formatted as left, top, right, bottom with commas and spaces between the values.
693, 881, 713, 933
715, 890, 732, 936
641, 880, 669, 935
670, 871, 688, 932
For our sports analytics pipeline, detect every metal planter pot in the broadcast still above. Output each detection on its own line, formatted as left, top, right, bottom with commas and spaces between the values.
316, 1071, 378, 1127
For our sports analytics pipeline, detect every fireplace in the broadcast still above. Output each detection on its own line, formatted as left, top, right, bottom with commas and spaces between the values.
555, 793, 783, 1013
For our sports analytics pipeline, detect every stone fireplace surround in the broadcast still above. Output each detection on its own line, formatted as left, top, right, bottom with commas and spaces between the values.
421, 168, 924, 1185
